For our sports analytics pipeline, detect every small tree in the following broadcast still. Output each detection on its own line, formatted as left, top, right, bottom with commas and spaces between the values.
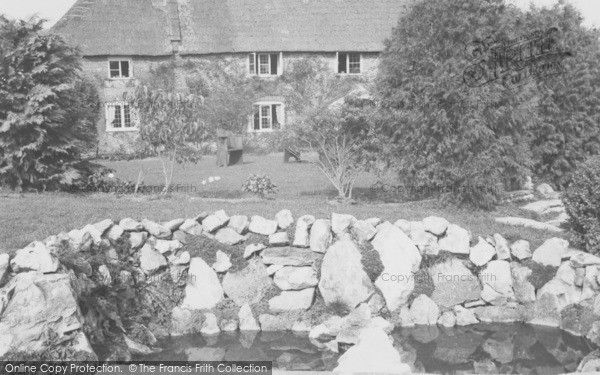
0, 16, 100, 191
132, 86, 207, 194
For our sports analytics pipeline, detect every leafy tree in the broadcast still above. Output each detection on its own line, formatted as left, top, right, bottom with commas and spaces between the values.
0, 16, 100, 191
131, 86, 206, 194
525, 2, 600, 188
375, 0, 538, 209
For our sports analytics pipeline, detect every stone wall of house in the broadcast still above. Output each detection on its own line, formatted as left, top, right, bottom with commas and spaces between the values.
2, 209, 600, 371
83, 52, 381, 155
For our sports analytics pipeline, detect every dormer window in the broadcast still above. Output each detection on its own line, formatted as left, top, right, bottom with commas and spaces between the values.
109, 59, 132, 79
248, 53, 283, 76
338, 53, 361, 75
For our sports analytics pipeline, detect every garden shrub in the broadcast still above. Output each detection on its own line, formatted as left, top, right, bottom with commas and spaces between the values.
0, 17, 101, 191
563, 156, 600, 254
522, 259, 558, 290
242, 174, 277, 198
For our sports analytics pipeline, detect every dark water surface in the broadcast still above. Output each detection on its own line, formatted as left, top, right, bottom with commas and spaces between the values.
138, 324, 593, 374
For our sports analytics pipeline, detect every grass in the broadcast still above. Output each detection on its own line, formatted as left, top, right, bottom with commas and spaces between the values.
0, 153, 566, 252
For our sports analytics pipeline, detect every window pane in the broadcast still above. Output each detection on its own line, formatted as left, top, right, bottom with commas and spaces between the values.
338, 53, 347, 74
349, 53, 361, 74
110, 69, 120, 78
109, 61, 120, 70
113, 105, 122, 128
259, 54, 270, 75
270, 54, 278, 75
260, 105, 271, 129
253, 105, 260, 130
123, 105, 131, 127
121, 61, 130, 77
249, 54, 256, 74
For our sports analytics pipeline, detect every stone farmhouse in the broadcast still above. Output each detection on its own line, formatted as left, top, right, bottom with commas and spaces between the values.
52, 0, 404, 154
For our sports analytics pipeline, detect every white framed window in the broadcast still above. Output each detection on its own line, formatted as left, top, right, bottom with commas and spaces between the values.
337, 53, 361, 74
249, 102, 285, 132
248, 53, 283, 76
105, 102, 139, 132
108, 59, 132, 79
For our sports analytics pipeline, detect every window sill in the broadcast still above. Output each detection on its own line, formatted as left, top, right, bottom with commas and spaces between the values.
337, 72, 362, 76
248, 129, 275, 133
107, 77, 134, 81
248, 74, 281, 79
106, 127, 139, 133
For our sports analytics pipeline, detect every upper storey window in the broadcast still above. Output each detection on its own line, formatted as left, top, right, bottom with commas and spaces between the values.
249, 53, 282, 76
109, 60, 132, 79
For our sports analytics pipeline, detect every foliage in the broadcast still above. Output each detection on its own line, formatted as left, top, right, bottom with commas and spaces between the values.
0, 16, 101, 191
132, 85, 206, 194
526, 3, 600, 188
375, 0, 537, 209
562, 156, 600, 254
72, 169, 141, 194
242, 174, 277, 198
521, 259, 558, 289
358, 241, 384, 282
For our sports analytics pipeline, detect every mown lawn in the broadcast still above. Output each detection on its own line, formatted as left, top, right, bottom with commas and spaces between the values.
0, 153, 565, 252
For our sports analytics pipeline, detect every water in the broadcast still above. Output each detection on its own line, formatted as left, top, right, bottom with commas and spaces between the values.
138, 324, 594, 374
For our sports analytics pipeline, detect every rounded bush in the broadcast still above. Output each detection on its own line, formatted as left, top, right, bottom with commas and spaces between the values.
563, 156, 600, 254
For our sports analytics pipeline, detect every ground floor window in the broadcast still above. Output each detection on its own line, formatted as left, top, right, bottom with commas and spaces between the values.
250, 102, 285, 132
338, 52, 361, 74
248, 53, 283, 76
106, 102, 138, 132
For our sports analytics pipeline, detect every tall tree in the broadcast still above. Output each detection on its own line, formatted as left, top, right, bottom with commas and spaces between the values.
0, 16, 99, 191
376, 0, 537, 208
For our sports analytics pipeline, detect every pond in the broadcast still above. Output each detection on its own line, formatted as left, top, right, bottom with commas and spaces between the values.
138, 324, 594, 374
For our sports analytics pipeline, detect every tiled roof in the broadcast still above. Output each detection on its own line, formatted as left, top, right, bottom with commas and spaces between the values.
52, 0, 406, 56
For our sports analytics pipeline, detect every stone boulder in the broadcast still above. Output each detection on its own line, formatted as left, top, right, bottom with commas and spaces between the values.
106, 225, 124, 242
163, 219, 184, 232
510, 262, 536, 303
139, 244, 167, 275
214, 228, 245, 245
269, 288, 315, 312
333, 328, 411, 375
437, 311, 457, 328
155, 239, 182, 255
480, 260, 514, 305
429, 258, 481, 309
259, 314, 294, 331
274, 266, 318, 290
422, 216, 449, 236
560, 301, 595, 336
200, 313, 220, 335
529, 293, 561, 327
373, 222, 421, 311
293, 215, 315, 248
170, 306, 204, 336
536, 183, 559, 199
212, 251, 232, 273
222, 258, 274, 305
532, 238, 569, 267
228, 215, 249, 234
453, 305, 479, 326
181, 257, 224, 310
10, 241, 59, 274
238, 304, 260, 331
142, 219, 171, 239
310, 219, 332, 253
180, 219, 203, 236
201, 215, 226, 233
0, 272, 91, 358
570, 251, 600, 268
469, 237, 496, 267
351, 220, 377, 243
261, 247, 321, 266
493, 233, 511, 260
510, 240, 532, 260
119, 218, 143, 231
319, 240, 375, 310
276, 210, 294, 230
331, 213, 357, 236
438, 224, 471, 254
410, 295, 439, 325
244, 243, 266, 259
269, 232, 289, 246
471, 305, 528, 323
129, 232, 147, 251
248, 216, 278, 235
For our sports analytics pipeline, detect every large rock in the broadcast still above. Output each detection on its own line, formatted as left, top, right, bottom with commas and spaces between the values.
181, 257, 224, 310
214, 228, 245, 245
310, 219, 332, 253
276, 210, 294, 230
429, 258, 481, 309
511, 262, 536, 303
351, 220, 377, 243
129, 232, 148, 251
202, 214, 226, 233
495, 217, 563, 233
331, 213, 357, 236
532, 238, 569, 267
248, 216, 278, 235
106, 224, 124, 242
170, 307, 204, 336
422, 216, 449, 236
261, 247, 321, 266
119, 218, 143, 231
570, 251, 600, 268
529, 293, 561, 327
274, 266, 318, 290
373, 223, 421, 311
139, 244, 167, 275
537, 278, 584, 311
269, 288, 315, 311
10, 241, 59, 274
536, 183, 559, 199
259, 314, 294, 331
453, 305, 479, 326
163, 218, 184, 232
409, 295, 439, 325
438, 224, 471, 254
212, 251, 232, 273
334, 328, 411, 375
200, 312, 220, 335
269, 232, 289, 246
228, 215, 249, 234
510, 240, 532, 260
471, 305, 527, 323
222, 258, 273, 305
0, 272, 90, 358
493, 233, 511, 260
560, 301, 595, 336
480, 260, 514, 305
293, 215, 315, 247
244, 243, 266, 259
238, 304, 260, 331
155, 239, 182, 255
180, 219, 203, 236
319, 240, 375, 310
469, 237, 496, 267
142, 219, 171, 239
